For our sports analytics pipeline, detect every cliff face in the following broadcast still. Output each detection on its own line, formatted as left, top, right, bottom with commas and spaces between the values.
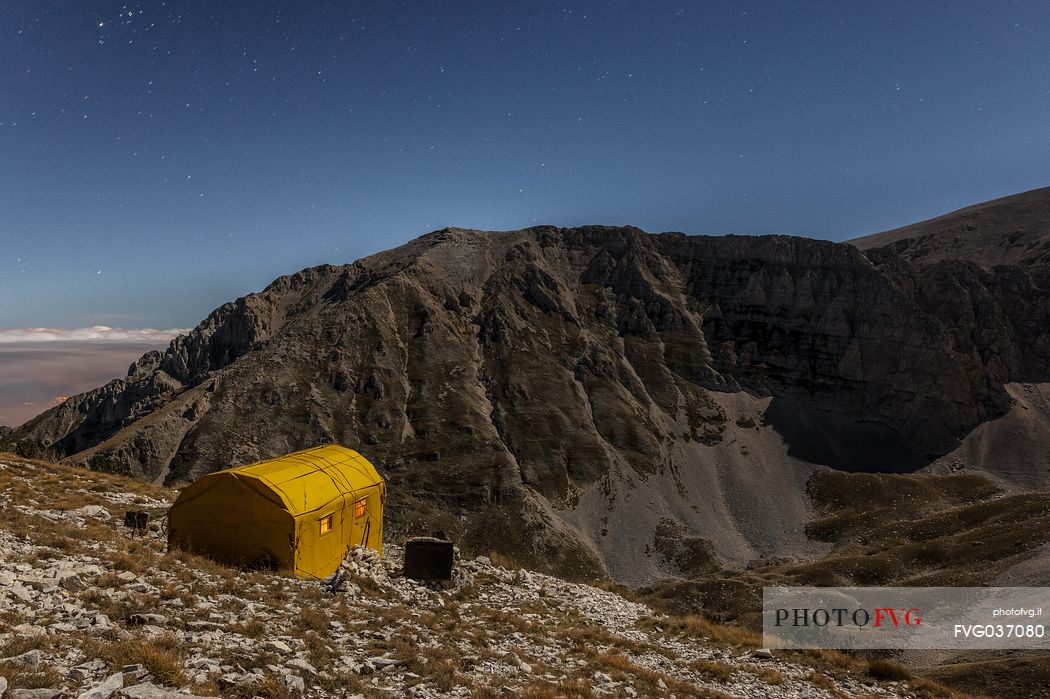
10, 223, 1050, 581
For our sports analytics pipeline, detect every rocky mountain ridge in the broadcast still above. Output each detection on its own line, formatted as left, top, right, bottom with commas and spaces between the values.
7, 196, 1050, 582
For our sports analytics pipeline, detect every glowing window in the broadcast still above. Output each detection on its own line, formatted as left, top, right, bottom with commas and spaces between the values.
354, 499, 366, 519
319, 514, 334, 534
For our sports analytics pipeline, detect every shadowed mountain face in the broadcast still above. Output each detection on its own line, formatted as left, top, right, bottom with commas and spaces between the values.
8, 216, 1050, 580
852, 187, 1050, 386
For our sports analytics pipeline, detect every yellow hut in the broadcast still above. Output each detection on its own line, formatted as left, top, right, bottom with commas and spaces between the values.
167, 444, 384, 578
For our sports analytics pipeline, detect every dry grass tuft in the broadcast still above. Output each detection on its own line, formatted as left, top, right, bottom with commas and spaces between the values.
487, 550, 524, 571
398, 643, 472, 692
86, 634, 187, 686
808, 671, 835, 690
516, 679, 595, 698
689, 658, 734, 682
755, 668, 785, 685
906, 677, 981, 699
636, 614, 761, 648
0, 666, 64, 690
293, 606, 329, 634
867, 658, 912, 681
229, 618, 268, 638
0, 636, 52, 658
301, 630, 337, 667
469, 687, 505, 699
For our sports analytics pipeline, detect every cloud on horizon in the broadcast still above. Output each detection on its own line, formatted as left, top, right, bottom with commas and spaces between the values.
0, 326, 189, 344
0, 329, 187, 427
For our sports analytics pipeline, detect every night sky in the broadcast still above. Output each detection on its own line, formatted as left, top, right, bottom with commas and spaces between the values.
2, 1, 1049, 329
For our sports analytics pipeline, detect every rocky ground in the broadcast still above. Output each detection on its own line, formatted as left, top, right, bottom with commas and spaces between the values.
0, 454, 970, 698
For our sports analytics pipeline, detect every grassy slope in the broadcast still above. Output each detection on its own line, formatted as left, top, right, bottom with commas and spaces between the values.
642, 470, 1050, 699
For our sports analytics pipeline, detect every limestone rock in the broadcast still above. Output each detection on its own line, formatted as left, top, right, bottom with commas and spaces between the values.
280, 674, 305, 694
1, 649, 41, 667
77, 672, 123, 699
284, 658, 317, 676
116, 685, 210, 699
266, 640, 293, 654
